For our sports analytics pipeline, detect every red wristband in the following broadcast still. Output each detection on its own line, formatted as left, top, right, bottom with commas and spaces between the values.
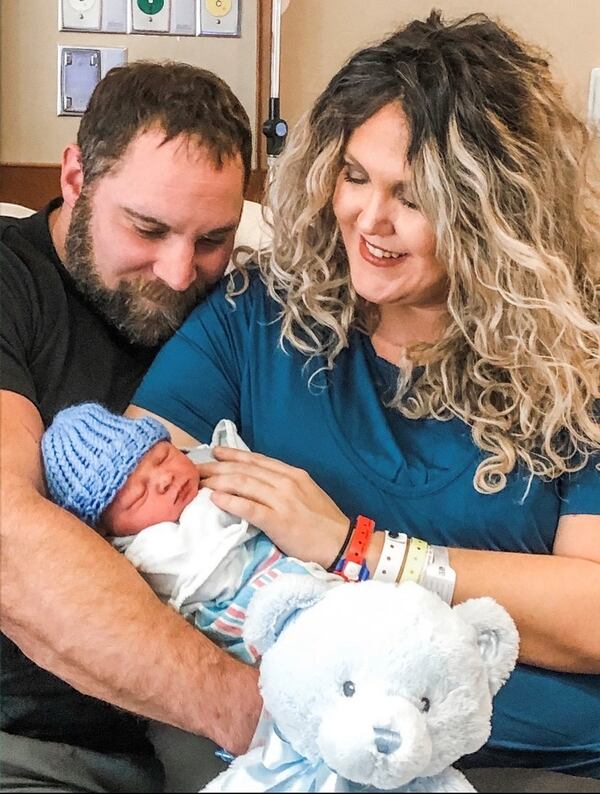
335, 515, 375, 581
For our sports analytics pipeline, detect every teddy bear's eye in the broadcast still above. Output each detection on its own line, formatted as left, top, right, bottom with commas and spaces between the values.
420, 697, 431, 712
342, 680, 356, 697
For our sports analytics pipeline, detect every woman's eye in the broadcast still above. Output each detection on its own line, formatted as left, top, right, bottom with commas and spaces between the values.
420, 697, 430, 712
343, 172, 367, 185
342, 680, 356, 697
396, 194, 418, 210
341, 163, 367, 185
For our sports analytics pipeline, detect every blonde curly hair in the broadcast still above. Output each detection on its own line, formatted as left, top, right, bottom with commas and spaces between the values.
234, 11, 600, 493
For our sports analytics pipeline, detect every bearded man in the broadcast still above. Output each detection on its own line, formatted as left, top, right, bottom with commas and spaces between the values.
0, 61, 261, 792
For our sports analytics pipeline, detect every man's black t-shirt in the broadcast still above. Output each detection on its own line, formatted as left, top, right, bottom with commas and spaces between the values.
0, 200, 159, 754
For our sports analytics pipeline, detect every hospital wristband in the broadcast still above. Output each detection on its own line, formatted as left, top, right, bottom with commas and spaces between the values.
372, 531, 408, 583
398, 536, 430, 584
334, 515, 375, 581
326, 522, 353, 573
418, 544, 456, 605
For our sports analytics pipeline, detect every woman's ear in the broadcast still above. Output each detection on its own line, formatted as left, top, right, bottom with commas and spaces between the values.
60, 143, 84, 208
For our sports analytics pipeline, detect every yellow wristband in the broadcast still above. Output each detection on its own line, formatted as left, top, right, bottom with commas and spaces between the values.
399, 537, 429, 583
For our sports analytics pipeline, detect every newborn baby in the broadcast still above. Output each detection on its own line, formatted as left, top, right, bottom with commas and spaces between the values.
42, 403, 330, 662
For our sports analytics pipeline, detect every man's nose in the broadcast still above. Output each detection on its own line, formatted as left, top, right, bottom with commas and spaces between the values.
152, 241, 197, 291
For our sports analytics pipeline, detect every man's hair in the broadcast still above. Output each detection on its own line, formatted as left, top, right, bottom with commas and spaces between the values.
243, 10, 600, 493
77, 60, 252, 186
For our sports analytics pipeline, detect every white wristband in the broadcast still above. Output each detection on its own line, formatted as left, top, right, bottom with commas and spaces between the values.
419, 545, 456, 605
372, 531, 408, 583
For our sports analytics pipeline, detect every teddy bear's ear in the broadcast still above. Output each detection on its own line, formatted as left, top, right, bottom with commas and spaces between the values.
244, 573, 339, 656
453, 597, 520, 695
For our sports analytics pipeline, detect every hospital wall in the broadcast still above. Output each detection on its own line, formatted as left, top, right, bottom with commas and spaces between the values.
0, 0, 258, 164
1, 0, 597, 208
0, 0, 263, 206
280, 0, 599, 127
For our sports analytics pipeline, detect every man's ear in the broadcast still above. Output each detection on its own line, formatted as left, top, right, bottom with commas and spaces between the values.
244, 574, 340, 657
60, 143, 84, 208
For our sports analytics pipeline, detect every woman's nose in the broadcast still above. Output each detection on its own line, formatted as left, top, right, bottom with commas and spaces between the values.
356, 191, 395, 237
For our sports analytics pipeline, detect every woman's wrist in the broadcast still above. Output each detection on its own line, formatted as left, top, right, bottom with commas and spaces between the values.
326, 517, 455, 605
366, 528, 456, 605
419, 544, 456, 604
324, 517, 352, 571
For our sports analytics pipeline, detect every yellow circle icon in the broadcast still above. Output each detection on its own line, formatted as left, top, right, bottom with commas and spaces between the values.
205, 0, 231, 17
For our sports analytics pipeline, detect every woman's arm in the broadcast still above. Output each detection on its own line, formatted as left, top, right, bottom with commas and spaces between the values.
447, 517, 600, 673
1, 391, 261, 754
197, 446, 600, 674
126, 404, 201, 447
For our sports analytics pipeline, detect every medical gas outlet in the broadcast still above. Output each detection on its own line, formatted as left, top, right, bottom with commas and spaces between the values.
60, 0, 240, 35
131, 0, 170, 32
60, 0, 102, 31
200, 0, 239, 36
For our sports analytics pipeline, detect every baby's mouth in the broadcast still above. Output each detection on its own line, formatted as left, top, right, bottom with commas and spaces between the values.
176, 475, 201, 507
175, 479, 191, 505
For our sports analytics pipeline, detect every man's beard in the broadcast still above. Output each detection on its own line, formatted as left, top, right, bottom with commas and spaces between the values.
64, 190, 207, 347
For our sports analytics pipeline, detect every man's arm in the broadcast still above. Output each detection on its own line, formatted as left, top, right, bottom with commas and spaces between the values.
0, 390, 261, 754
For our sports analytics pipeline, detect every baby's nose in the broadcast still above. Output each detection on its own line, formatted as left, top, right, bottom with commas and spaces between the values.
157, 472, 174, 494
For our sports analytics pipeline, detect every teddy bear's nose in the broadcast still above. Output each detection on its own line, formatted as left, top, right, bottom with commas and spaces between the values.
373, 727, 402, 755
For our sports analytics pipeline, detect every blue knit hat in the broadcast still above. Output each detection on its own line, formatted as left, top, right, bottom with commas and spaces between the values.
42, 403, 170, 526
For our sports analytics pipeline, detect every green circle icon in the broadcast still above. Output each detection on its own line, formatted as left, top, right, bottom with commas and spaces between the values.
137, 0, 164, 14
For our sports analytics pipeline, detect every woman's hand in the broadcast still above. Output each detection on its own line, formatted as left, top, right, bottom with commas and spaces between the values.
195, 447, 350, 569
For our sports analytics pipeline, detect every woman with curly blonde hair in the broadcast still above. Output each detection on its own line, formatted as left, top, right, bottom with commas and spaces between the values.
133, 10, 600, 778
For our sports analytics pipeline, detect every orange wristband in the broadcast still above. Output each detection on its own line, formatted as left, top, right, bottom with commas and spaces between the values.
334, 515, 375, 581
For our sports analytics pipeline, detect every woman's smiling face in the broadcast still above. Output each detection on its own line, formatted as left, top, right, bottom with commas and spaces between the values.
333, 102, 448, 311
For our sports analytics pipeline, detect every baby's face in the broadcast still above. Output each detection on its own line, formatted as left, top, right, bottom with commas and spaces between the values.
102, 441, 200, 536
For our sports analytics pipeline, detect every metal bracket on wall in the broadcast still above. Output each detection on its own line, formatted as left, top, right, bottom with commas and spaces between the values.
57, 46, 127, 116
